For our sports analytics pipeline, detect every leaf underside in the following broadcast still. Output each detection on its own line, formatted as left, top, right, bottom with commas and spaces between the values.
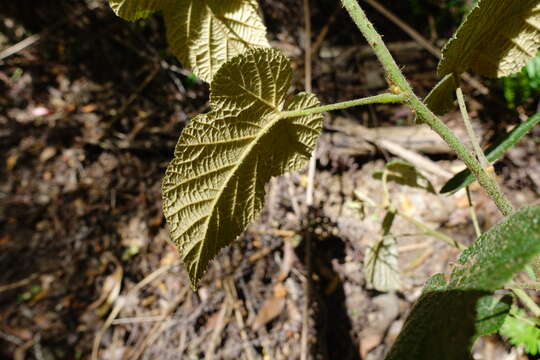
108, 0, 162, 20
165, 0, 270, 82
386, 206, 540, 360
364, 236, 400, 292
438, 0, 540, 78
424, 73, 458, 116
108, 0, 270, 82
162, 48, 323, 288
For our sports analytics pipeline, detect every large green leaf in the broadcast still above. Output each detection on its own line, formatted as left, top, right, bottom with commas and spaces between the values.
162, 48, 323, 288
386, 206, 540, 360
440, 113, 540, 194
108, 0, 270, 82
438, 0, 540, 78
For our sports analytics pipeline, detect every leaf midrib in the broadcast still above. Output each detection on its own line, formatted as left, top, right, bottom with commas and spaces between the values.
190, 111, 283, 282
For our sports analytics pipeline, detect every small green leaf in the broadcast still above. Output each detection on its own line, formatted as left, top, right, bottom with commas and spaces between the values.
364, 211, 400, 292
108, 0, 162, 20
441, 113, 540, 194
381, 211, 396, 236
109, 0, 270, 82
423, 273, 447, 292
373, 160, 436, 194
438, 0, 540, 78
386, 206, 540, 360
364, 235, 400, 292
424, 73, 458, 115
162, 48, 323, 289
500, 309, 540, 355
476, 295, 513, 337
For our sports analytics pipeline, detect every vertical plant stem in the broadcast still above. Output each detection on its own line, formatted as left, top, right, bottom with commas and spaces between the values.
411, 97, 514, 216
382, 169, 390, 208
305, 0, 315, 208
456, 87, 491, 170
466, 187, 482, 237
302, 1, 313, 359
340, 0, 514, 216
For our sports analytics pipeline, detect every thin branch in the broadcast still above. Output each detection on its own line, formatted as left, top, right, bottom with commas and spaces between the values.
280, 93, 406, 118
456, 87, 491, 170
305, 0, 316, 208
397, 211, 466, 250
512, 288, 540, 318
466, 187, 482, 238
302, 1, 314, 359
507, 282, 540, 291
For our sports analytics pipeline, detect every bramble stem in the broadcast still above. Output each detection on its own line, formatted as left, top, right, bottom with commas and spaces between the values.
507, 282, 540, 291
456, 87, 491, 170
512, 288, 540, 318
280, 93, 406, 118
340, 0, 515, 216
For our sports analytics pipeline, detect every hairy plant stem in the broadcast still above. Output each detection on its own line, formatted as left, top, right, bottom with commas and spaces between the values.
507, 282, 540, 291
466, 187, 482, 237
511, 288, 540, 318
456, 87, 491, 170
280, 93, 405, 118
340, 0, 515, 216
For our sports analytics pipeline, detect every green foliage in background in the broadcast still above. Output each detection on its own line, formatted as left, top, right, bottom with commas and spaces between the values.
500, 307, 540, 355
502, 53, 540, 109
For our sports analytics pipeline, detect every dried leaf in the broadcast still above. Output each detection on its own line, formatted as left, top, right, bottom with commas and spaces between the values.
252, 296, 286, 331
